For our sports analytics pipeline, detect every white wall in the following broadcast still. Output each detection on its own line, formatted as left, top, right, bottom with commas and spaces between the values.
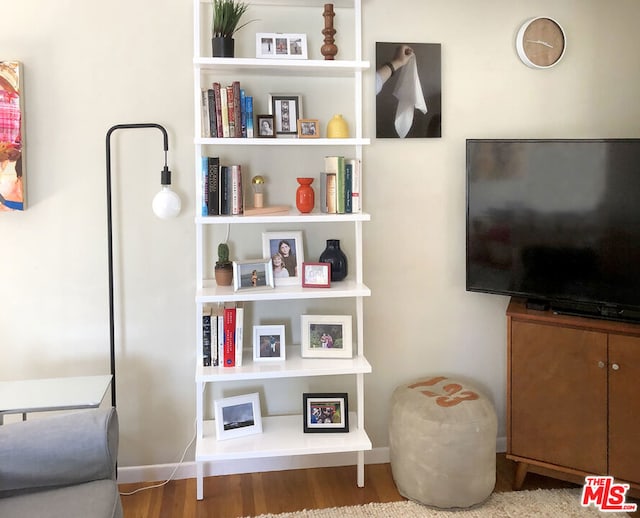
1, 0, 639, 472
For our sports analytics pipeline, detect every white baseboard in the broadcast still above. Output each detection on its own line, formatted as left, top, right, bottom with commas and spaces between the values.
118, 436, 507, 485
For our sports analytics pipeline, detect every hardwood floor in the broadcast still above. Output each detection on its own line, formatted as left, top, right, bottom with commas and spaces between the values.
118, 455, 638, 517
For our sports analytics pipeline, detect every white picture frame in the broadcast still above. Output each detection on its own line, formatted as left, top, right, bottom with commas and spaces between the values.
253, 325, 286, 362
233, 258, 275, 292
262, 231, 304, 286
256, 33, 308, 60
214, 392, 263, 441
301, 315, 353, 359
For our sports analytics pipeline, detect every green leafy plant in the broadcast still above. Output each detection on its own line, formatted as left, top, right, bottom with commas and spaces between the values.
216, 242, 232, 268
212, 0, 254, 38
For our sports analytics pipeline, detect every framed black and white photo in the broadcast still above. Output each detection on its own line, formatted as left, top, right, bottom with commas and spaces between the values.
253, 325, 286, 362
268, 94, 302, 136
297, 119, 319, 139
301, 315, 352, 358
303, 393, 349, 433
262, 231, 304, 286
256, 33, 308, 60
214, 393, 263, 440
256, 114, 276, 138
233, 258, 275, 291
302, 262, 330, 288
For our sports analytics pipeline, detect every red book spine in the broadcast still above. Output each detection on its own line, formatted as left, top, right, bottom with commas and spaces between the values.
223, 307, 236, 367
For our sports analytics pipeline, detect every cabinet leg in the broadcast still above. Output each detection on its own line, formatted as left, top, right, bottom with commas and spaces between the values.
196, 462, 204, 500
513, 461, 528, 490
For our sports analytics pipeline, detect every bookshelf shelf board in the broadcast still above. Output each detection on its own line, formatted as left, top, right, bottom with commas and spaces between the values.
195, 212, 371, 225
197, 348, 371, 382
197, 280, 370, 303
200, 0, 357, 7
194, 137, 370, 146
196, 413, 371, 462
195, 57, 370, 76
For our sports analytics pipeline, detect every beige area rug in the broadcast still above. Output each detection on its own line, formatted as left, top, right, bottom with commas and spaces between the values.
246, 489, 631, 517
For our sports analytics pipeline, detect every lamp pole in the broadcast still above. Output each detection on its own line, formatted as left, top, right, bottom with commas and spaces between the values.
105, 123, 179, 407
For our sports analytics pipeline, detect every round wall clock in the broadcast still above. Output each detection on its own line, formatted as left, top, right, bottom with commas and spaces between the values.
516, 17, 566, 69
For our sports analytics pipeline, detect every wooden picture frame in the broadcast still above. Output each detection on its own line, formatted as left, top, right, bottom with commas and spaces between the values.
262, 231, 304, 286
268, 94, 302, 136
233, 258, 275, 291
301, 315, 352, 358
303, 393, 349, 433
253, 325, 286, 362
256, 33, 308, 60
302, 262, 330, 288
297, 119, 319, 139
214, 392, 263, 440
256, 114, 276, 138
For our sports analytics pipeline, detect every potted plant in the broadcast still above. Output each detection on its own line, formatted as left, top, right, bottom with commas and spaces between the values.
214, 242, 234, 286
211, 0, 254, 58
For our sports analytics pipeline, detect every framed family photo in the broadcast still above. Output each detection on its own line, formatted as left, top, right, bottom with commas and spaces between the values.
233, 258, 275, 291
297, 119, 319, 139
256, 33, 308, 60
256, 114, 276, 138
303, 393, 349, 433
253, 325, 286, 362
302, 262, 330, 288
214, 393, 263, 440
262, 231, 304, 286
301, 315, 352, 358
268, 94, 302, 136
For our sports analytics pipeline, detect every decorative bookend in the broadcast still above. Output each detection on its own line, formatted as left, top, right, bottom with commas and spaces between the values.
321, 4, 337, 60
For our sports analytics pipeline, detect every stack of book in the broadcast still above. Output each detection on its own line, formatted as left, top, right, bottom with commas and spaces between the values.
201, 80, 254, 138
202, 303, 244, 367
320, 156, 362, 213
201, 157, 243, 216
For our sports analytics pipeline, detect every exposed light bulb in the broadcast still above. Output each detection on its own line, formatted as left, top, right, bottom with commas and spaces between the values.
152, 186, 181, 219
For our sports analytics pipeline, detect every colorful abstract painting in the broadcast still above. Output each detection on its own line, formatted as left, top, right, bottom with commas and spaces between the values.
0, 61, 25, 211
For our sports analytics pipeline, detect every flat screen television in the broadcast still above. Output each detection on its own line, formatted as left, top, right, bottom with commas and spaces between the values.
466, 138, 640, 322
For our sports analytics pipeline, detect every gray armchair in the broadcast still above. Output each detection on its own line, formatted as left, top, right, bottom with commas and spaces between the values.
0, 407, 123, 518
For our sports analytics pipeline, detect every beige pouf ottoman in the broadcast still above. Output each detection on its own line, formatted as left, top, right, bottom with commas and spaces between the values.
389, 375, 497, 509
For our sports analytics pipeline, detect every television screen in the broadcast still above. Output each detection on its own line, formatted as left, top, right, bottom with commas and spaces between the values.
466, 139, 640, 320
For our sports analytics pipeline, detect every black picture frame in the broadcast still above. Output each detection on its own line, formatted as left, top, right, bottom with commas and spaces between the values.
269, 94, 301, 136
303, 393, 349, 433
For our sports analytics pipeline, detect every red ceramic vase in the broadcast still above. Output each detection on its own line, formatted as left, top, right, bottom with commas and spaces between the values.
296, 177, 315, 213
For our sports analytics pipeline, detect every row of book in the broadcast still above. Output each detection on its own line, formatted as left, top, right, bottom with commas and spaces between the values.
202, 304, 244, 367
201, 157, 244, 216
322, 156, 362, 214
201, 81, 254, 139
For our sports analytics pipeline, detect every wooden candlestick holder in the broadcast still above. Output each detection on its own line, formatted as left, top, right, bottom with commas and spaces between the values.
321, 3, 338, 60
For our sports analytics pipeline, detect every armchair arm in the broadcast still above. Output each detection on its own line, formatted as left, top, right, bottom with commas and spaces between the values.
0, 407, 118, 497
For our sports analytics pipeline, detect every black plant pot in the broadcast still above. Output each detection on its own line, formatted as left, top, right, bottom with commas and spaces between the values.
212, 37, 235, 58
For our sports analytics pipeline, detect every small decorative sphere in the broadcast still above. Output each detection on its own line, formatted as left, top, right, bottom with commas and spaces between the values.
252, 175, 265, 185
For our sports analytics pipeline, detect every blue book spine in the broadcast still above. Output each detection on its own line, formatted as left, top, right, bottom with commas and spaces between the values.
201, 156, 208, 216
345, 162, 353, 214
246, 96, 254, 138
240, 89, 247, 138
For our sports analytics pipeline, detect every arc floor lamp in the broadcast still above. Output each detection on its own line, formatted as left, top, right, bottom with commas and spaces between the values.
105, 123, 181, 406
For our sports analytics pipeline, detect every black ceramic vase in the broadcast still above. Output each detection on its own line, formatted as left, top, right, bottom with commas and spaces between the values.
319, 239, 348, 282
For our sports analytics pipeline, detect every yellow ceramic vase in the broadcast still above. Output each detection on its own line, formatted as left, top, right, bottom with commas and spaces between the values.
327, 114, 349, 138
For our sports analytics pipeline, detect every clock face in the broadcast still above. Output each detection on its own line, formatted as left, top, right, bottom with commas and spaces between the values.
516, 17, 566, 69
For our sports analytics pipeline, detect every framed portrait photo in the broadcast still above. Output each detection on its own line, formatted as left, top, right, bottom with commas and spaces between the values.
256, 114, 276, 138
297, 119, 319, 139
256, 33, 308, 60
303, 393, 349, 433
262, 231, 304, 286
253, 325, 286, 362
301, 315, 352, 358
214, 392, 263, 440
233, 258, 275, 291
268, 94, 302, 136
302, 262, 330, 288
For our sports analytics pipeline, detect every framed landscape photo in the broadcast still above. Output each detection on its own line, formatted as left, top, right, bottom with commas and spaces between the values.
214, 393, 263, 440
256, 33, 308, 60
262, 231, 304, 286
256, 114, 276, 138
303, 393, 349, 433
301, 315, 352, 358
268, 94, 302, 136
302, 262, 330, 288
253, 324, 286, 362
233, 258, 275, 291
297, 119, 319, 139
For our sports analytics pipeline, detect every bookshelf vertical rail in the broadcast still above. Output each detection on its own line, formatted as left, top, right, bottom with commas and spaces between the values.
192, 0, 371, 501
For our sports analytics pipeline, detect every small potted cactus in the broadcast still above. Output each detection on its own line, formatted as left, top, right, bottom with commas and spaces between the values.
214, 242, 233, 286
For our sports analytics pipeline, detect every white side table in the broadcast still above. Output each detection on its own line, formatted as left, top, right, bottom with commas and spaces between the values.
0, 375, 112, 424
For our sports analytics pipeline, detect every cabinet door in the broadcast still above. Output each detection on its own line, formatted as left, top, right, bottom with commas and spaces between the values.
510, 320, 607, 473
608, 334, 640, 484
